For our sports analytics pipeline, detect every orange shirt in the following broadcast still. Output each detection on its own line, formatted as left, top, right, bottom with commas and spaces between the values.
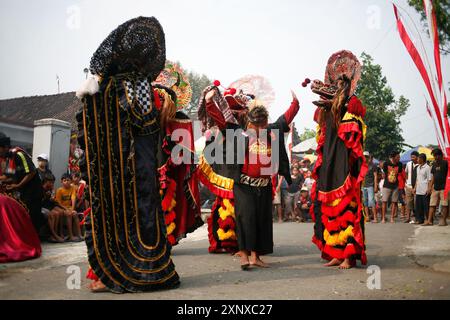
55, 186, 76, 209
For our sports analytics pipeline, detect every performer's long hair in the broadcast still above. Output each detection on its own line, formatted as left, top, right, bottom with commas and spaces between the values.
318, 75, 351, 129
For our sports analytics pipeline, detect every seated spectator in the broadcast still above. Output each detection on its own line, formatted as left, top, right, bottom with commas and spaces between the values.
41, 173, 65, 243
71, 171, 87, 213
56, 173, 83, 242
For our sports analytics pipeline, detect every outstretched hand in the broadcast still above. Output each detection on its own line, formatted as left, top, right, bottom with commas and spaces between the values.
205, 89, 216, 103
291, 90, 299, 103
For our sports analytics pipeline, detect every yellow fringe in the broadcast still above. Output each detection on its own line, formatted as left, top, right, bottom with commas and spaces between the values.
323, 225, 354, 246
168, 198, 177, 212
198, 156, 234, 190
342, 112, 367, 142
166, 222, 176, 235
218, 206, 235, 220
326, 198, 343, 207
217, 228, 236, 241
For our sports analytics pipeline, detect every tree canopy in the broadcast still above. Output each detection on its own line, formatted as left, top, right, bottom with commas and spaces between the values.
356, 53, 410, 160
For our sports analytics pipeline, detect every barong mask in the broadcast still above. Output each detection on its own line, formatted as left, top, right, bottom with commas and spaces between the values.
310, 50, 361, 110
198, 82, 251, 132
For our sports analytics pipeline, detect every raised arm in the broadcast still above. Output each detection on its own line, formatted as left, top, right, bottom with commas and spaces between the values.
283, 91, 300, 125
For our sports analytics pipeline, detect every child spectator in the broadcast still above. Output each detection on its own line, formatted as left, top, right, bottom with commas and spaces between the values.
41, 173, 65, 243
56, 173, 83, 242
71, 171, 87, 213
297, 187, 311, 222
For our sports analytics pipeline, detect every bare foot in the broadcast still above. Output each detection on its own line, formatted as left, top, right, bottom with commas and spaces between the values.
250, 259, 270, 268
439, 221, 448, 226
234, 251, 245, 258
338, 259, 354, 269
390, 219, 395, 224
89, 280, 108, 292
372, 220, 378, 223
324, 258, 342, 267
381, 219, 386, 224
278, 219, 283, 223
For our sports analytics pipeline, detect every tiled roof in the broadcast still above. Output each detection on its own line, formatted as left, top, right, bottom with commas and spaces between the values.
0, 92, 82, 130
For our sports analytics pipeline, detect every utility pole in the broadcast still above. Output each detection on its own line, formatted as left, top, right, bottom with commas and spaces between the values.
56, 75, 60, 94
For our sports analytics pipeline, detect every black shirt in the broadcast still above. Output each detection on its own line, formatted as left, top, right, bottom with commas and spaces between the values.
383, 161, 403, 190
431, 159, 448, 191
364, 162, 379, 188
287, 175, 304, 194
7, 150, 43, 198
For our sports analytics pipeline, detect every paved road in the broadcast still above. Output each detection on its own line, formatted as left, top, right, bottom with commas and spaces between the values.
1, 222, 449, 300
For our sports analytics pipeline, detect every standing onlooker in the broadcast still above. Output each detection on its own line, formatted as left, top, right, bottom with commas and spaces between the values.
272, 175, 284, 223
425, 148, 449, 226
283, 166, 304, 221
404, 151, 419, 223
36, 154, 53, 182
55, 173, 83, 241
362, 152, 379, 223
413, 153, 432, 225
382, 151, 403, 223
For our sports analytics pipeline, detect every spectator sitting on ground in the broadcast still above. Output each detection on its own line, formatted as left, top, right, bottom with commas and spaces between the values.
55, 173, 83, 242
41, 173, 65, 243
71, 171, 87, 213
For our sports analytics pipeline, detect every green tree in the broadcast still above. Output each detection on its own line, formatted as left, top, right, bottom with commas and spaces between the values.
356, 53, 410, 160
184, 71, 212, 119
408, 0, 450, 54
298, 128, 316, 142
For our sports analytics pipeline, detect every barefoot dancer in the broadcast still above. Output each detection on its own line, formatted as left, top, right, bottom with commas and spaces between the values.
76, 17, 180, 293
199, 83, 300, 269
310, 50, 368, 269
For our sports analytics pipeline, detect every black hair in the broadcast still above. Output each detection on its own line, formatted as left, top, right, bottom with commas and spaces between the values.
61, 173, 71, 181
432, 148, 443, 157
0, 132, 11, 147
411, 151, 419, 157
389, 150, 400, 158
42, 172, 56, 183
418, 153, 427, 162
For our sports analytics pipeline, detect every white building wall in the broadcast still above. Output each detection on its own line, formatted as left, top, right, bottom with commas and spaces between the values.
32, 119, 71, 188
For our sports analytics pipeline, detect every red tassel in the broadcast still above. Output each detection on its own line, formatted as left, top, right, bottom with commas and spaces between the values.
213, 80, 221, 87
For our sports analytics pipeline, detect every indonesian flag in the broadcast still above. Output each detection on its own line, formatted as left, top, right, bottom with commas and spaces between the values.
393, 1, 450, 197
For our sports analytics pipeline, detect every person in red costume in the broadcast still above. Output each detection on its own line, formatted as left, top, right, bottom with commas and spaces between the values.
0, 132, 42, 263
200, 85, 300, 269
309, 50, 368, 269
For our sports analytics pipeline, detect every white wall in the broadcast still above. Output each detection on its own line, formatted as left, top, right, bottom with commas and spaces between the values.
32, 119, 71, 188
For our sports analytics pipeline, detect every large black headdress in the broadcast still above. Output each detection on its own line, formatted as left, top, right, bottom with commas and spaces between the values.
89, 16, 166, 81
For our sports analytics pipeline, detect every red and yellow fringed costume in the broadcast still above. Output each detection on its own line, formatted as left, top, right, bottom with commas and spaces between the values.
197, 155, 238, 253
309, 50, 368, 267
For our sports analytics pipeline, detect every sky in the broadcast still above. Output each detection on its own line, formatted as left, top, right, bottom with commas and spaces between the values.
0, 0, 449, 148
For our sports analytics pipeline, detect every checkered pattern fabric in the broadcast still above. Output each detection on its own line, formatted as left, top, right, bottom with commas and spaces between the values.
125, 79, 152, 114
